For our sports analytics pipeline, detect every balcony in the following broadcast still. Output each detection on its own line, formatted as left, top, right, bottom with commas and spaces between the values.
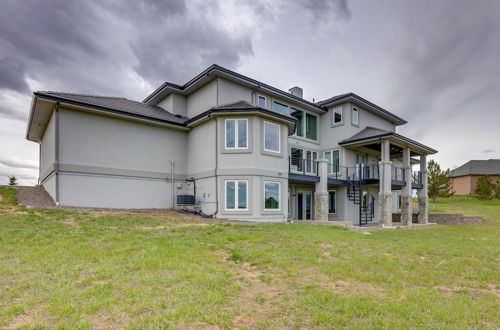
288, 157, 425, 189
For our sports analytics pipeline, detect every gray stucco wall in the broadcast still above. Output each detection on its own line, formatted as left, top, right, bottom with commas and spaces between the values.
40, 110, 56, 180
54, 108, 187, 208
186, 80, 217, 118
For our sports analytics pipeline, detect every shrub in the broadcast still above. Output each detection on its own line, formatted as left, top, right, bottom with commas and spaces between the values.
475, 174, 494, 200
8, 175, 17, 186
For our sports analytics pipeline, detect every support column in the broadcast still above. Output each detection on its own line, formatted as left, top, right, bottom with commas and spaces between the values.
315, 158, 329, 221
400, 147, 412, 226
418, 154, 429, 224
379, 140, 393, 227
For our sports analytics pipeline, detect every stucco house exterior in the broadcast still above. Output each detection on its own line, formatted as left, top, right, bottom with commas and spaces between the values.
26, 64, 437, 227
451, 159, 500, 195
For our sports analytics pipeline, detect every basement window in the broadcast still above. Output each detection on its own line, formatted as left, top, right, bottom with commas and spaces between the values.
225, 180, 248, 210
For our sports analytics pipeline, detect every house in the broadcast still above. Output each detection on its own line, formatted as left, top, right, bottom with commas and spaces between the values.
26, 64, 437, 227
451, 159, 500, 195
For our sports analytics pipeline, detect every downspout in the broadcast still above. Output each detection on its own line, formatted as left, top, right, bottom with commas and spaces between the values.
54, 103, 60, 205
212, 115, 219, 218
169, 160, 175, 211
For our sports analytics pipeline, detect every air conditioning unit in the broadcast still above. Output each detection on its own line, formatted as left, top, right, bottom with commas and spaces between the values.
177, 195, 195, 205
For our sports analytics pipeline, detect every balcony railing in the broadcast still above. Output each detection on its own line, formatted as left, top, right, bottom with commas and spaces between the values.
289, 158, 420, 185
289, 157, 318, 175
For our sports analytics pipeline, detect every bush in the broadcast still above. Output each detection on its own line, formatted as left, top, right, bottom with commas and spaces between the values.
495, 180, 500, 199
475, 174, 494, 200
8, 175, 17, 186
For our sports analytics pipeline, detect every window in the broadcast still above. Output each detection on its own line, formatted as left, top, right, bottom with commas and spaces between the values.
225, 180, 248, 210
273, 101, 289, 115
333, 106, 343, 124
264, 181, 280, 210
351, 107, 359, 125
328, 191, 336, 214
290, 108, 304, 136
225, 119, 248, 149
325, 150, 340, 173
258, 95, 267, 108
305, 150, 318, 174
264, 121, 280, 153
305, 113, 318, 140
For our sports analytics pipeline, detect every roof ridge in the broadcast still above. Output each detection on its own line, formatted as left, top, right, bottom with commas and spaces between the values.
38, 91, 127, 100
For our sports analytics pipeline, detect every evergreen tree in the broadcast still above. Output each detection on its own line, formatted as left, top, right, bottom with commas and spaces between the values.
494, 180, 500, 199
475, 174, 494, 200
8, 175, 17, 186
427, 160, 454, 202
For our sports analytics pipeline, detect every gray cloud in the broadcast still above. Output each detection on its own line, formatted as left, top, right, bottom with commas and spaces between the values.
301, 0, 352, 20
483, 149, 495, 154
0, 103, 27, 121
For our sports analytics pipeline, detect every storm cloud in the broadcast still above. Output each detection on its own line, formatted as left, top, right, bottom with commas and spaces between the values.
0, 0, 499, 185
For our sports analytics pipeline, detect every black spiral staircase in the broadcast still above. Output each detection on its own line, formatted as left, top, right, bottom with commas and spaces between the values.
347, 175, 375, 226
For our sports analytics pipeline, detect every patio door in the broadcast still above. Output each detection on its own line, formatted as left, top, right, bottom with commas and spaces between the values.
356, 152, 367, 179
296, 191, 313, 220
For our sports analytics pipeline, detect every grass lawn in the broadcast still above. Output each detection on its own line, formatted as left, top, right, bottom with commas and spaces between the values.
0, 187, 499, 329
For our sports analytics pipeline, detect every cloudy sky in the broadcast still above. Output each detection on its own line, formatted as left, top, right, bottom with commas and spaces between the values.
1, 0, 499, 185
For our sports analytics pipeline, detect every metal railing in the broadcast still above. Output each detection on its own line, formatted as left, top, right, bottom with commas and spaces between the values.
412, 171, 423, 184
391, 166, 405, 181
289, 157, 318, 176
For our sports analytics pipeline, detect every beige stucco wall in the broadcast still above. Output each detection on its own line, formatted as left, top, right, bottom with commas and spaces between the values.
452, 175, 499, 195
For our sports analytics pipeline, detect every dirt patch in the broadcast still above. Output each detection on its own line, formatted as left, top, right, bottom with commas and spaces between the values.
92, 311, 130, 329
5, 303, 48, 329
178, 322, 221, 329
221, 254, 289, 328
0, 205, 29, 215
0, 194, 4, 202
321, 278, 385, 296
434, 284, 500, 297
64, 216, 80, 228
486, 283, 500, 297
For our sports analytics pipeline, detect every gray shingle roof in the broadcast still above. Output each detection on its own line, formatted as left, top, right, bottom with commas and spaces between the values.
340, 126, 391, 142
451, 159, 500, 177
36, 91, 188, 125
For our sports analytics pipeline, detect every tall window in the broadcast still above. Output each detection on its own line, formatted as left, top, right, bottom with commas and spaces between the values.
333, 106, 343, 124
258, 95, 267, 108
264, 181, 280, 210
290, 108, 304, 136
264, 121, 280, 153
225, 180, 248, 210
351, 107, 359, 125
305, 150, 318, 174
325, 150, 340, 173
328, 191, 336, 214
225, 119, 248, 149
273, 101, 289, 115
305, 113, 318, 140
291, 108, 317, 141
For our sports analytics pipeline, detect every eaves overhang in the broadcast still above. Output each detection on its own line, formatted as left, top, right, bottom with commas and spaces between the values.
318, 93, 407, 126
185, 107, 297, 135
339, 132, 437, 155
26, 92, 189, 142
143, 64, 325, 114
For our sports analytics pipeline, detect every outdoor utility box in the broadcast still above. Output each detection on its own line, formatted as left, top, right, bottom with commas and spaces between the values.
177, 195, 196, 205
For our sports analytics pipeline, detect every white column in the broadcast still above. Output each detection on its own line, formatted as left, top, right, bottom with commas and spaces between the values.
418, 154, 429, 224
379, 140, 393, 227
400, 147, 412, 226
315, 158, 329, 221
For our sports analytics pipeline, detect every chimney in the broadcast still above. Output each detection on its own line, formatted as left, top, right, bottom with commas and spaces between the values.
289, 86, 303, 98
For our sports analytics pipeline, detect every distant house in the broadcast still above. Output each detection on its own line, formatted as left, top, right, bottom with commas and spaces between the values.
451, 159, 500, 195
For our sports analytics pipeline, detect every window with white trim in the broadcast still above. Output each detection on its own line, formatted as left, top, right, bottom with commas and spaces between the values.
328, 190, 336, 214
225, 119, 248, 149
225, 180, 248, 210
333, 106, 343, 124
351, 107, 359, 125
258, 95, 267, 108
264, 181, 280, 210
264, 121, 280, 153
325, 150, 340, 173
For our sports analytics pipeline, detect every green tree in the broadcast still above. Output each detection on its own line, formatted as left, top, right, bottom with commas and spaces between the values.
427, 160, 454, 202
475, 174, 494, 200
8, 175, 18, 186
494, 180, 500, 199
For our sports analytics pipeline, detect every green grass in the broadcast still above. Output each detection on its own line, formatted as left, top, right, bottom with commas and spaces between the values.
429, 195, 500, 218
0, 186, 499, 328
